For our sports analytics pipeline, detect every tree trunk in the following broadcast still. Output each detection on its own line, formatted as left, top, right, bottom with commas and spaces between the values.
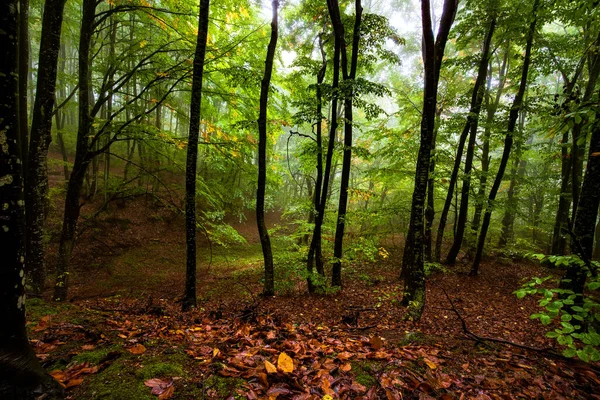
55, 43, 70, 184
257, 0, 278, 296
54, 0, 96, 301
331, 0, 362, 288
0, 3, 64, 396
471, 0, 539, 275
560, 120, 600, 295
306, 33, 327, 292
593, 204, 600, 261
18, 0, 29, 170
183, 0, 210, 312
26, 0, 68, 295
402, 0, 457, 321
424, 109, 440, 262
445, 16, 496, 265
472, 45, 509, 234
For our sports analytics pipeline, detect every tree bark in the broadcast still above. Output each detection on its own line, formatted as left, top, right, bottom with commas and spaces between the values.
331, 0, 362, 288
257, 0, 278, 296
306, 33, 327, 292
26, 0, 68, 295
593, 203, 600, 261
0, 3, 64, 396
445, 16, 496, 265
18, 0, 29, 170
560, 118, 600, 295
471, 45, 509, 235
424, 109, 440, 262
54, 0, 97, 301
471, 0, 539, 275
183, 0, 210, 311
402, 0, 457, 321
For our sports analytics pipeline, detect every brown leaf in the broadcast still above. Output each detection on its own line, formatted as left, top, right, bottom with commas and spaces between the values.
423, 358, 437, 370
340, 363, 352, 372
158, 385, 174, 400
127, 344, 146, 355
370, 336, 384, 350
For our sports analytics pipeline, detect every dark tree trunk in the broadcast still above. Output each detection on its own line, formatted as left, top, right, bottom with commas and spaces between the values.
498, 130, 529, 248
308, 0, 345, 289
552, 129, 572, 255
306, 33, 327, 293
0, 3, 64, 396
18, 0, 29, 170
593, 204, 600, 261
561, 121, 600, 295
55, 44, 70, 185
402, 0, 457, 321
54, 0, 96, 301
257, 0, 278, 296
424, 109, 440, 262
331, 0, 362, 288
445, 16, 496, 265
472, 46, 509, 234
26, 0, 68, 295
183, 0, 210, 312
471, 0, 539, 275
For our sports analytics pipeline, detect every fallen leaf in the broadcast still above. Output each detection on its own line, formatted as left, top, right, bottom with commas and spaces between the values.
158, 385, 174, 399
340, 363, 352, 372
277, 352, 294, 373
65, 378, 84, 389
265, 360, 277, 374
370, 336, 384, 350
128, 344, 146, 355
423, 358, 437, 370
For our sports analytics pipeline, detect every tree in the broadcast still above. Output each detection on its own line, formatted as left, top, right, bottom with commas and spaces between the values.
0, 2, 63, 397
401, 0, 458, 320
439, 13, 496, 265
25, 0, 68, 295
257, 0, 279, 296
471, 0, 540, 275
183, 0, 211, 312
331, 0, 363, 288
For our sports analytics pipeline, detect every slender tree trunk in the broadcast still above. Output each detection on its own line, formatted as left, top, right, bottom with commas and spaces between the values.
54, 0, 96, 301
471, 0, 539, 275
309, 0, 345, 288
593, 204, 600, 261
306, 33, 327, 292
472, 46, 509, 234
183, 0, 210, 311
0, 3, 64, 396
331, 0, 362, 288
445, 16, 496, 265
552, 130, 572, 254
402, 0, 457, 321
55, 44, 70, 184
257, 0, 278, 296
26, 0, 68, 295
498, 129, 529, 248
18, 0, 29, 170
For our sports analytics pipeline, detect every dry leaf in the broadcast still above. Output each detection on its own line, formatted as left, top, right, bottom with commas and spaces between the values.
370, 336, 383, 350
65, 378, 84, 389
128, 344, 146, 355
340, 363, 352, 372
424, 358, 437, 370
158, 385, 175, 400
213, 348, 220, 357
265, 360, 277, 374
277, 352, 294, 373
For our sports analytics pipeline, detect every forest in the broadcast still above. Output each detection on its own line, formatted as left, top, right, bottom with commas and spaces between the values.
1, 0, 600, 398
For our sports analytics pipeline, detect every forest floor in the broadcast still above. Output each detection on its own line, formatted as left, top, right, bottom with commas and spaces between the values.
28, 164, 600, 399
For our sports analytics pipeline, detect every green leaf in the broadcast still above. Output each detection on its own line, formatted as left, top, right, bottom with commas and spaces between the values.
561, 313, 572, 322
563, 348, 577, 358
540, 315, 552, 325
545, 331, 559, 338
577, 350, 590, 363
560, 321, 575, 333
588, 281, 600, 290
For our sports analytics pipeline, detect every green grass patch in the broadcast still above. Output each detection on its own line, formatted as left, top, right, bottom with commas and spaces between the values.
204, 374, 245, 399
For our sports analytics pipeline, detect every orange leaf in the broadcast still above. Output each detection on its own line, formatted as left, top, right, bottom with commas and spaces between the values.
277, 352, 294, 373
423, 358, 437, 370
264, 360, 277, 374
128, 344, 146, 355
158, 385, 174, 400
340, 363, 352, 372
65, 378, 84, 389
370, 336, 383, 350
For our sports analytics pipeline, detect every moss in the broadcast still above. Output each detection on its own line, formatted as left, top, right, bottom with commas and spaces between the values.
72, 345, 123, 365
204, 375, 245, 399
136, 362, 184, 381
351, 361, 380, 388
80, 358, 153, 400
26, 297, 72, 324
